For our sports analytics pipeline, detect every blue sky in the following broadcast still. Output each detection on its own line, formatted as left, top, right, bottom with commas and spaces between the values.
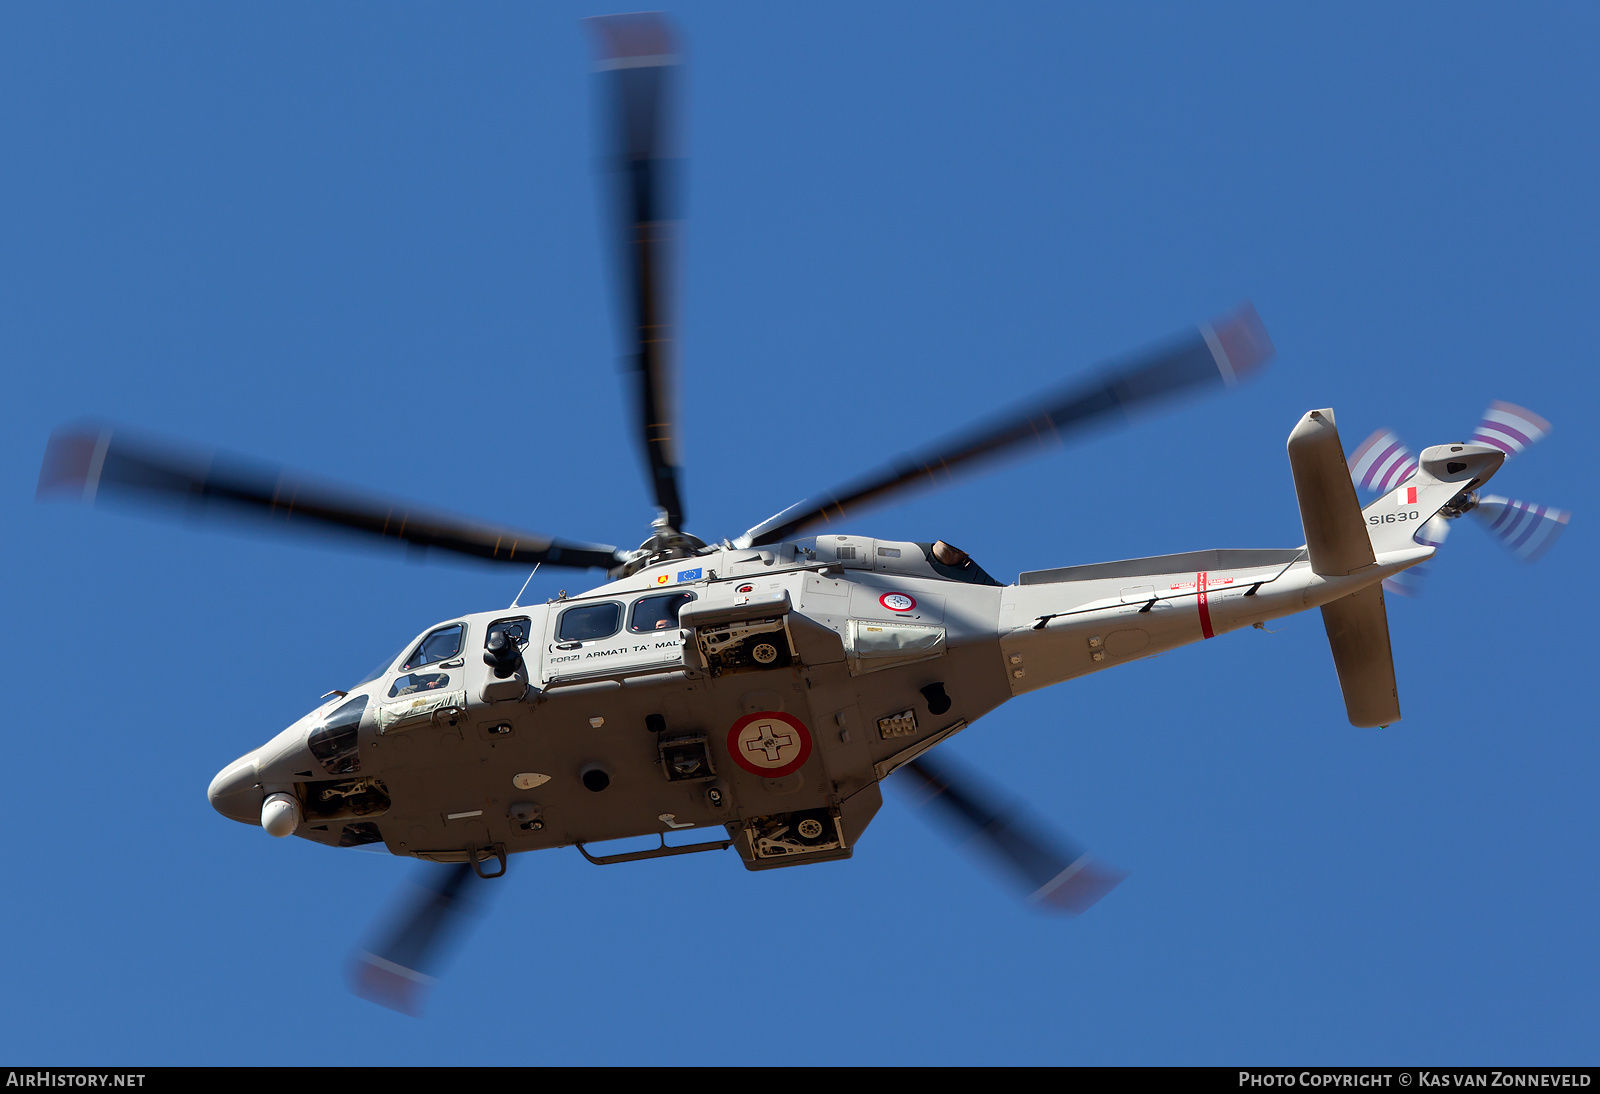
3, 2, 1595, 1065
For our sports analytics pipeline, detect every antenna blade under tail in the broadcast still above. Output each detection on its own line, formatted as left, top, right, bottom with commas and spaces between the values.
1320, 583, 1401, 727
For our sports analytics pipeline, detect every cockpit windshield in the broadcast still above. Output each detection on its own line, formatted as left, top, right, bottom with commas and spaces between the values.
352, 644, 409, 690
347, 622, 468, 691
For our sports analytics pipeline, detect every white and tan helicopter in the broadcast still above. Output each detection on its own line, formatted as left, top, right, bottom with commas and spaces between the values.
36, 13, 1569, 1015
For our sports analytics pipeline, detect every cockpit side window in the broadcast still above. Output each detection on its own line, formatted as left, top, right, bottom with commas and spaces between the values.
629, 592, 696, 633
557, 602, 622, 642
388, 672, 452, 699
401, 623, 465, 671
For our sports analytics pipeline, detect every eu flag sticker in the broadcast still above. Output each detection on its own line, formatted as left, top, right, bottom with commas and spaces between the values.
676, 567, 703, 582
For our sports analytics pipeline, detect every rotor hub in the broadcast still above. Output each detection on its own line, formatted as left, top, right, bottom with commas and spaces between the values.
615, 515, 708, 577
1438, 488, 1480, 519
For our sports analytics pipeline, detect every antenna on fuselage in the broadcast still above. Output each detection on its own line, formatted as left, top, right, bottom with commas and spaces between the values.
510, 563, 541, 609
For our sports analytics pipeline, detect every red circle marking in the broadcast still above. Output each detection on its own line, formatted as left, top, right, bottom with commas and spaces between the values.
726, 711, 812, 778
879, 591, 917, 612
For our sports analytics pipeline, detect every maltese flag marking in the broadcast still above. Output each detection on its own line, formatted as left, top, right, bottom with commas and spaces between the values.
1397, 486, 1419, 506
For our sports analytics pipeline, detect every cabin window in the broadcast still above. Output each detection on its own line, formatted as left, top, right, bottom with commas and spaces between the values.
486, 616, 534, 649
558, 602, 622, 642
401, 623, 465, 671
629, 592, 696, 633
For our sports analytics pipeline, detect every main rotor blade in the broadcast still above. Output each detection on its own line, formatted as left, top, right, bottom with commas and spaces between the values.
351, 864, 480, 1017
589, 12, 687, 531
742, 303, 1274, 546
37, 426, 623, 570
898, 753, 1124, 914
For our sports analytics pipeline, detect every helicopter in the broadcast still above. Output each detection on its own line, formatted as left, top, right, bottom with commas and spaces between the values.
34, 12, 1571, 1016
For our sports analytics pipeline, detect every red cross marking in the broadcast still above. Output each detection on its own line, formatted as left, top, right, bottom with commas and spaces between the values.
745, 722, 794, 762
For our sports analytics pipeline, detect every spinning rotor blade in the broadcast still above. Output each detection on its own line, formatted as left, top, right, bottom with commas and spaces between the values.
1349, 429, 1418, 495
1354, 402, 1568, 592
1470, 495, 1570, 563
1471, 400, 1552, 457
742, 303, 1274, 546
351, 864, 480, 1017
37, 426, 623, 570
898, 753, 1124, 914
589, 12, 687, 531
1382, 513, 1451, 598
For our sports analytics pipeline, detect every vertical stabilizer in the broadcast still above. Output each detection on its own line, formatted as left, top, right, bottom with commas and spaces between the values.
1361, 443, 1504, 557
1287, 409, 1374, 577
1286, 409, 1399, 727
1319, 585, 1400, 727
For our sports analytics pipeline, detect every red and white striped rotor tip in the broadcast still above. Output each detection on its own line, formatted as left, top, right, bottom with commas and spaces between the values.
586, 12, 678, 68
1208, 301, 1275, 384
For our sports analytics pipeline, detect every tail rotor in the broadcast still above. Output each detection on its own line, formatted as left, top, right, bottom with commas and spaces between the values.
1469, 495, 1571, 562
1470, 400, 1552, 457
1348, 401, 1569, 596
1380, 512, 1452, 598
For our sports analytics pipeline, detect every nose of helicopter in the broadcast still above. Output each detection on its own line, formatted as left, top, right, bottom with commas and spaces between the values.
207, 753, 263, 825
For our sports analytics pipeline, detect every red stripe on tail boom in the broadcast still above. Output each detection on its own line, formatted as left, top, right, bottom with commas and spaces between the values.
1197, 571, 1214, 639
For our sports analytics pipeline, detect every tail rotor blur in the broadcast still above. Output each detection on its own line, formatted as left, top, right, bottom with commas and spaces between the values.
1470, 400, 1552, 457
1349, 429, 1419, 495
1470, 495, 1571, 562
1349, 401, 1568, 598
1379, 513, 1452, 598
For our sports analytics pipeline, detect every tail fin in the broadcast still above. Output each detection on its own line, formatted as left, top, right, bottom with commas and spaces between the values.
1288, 411, 1506, 728
1320, 584, 1400, 727
1287, 409, 1401, 726
1361, 442, 1504, 557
